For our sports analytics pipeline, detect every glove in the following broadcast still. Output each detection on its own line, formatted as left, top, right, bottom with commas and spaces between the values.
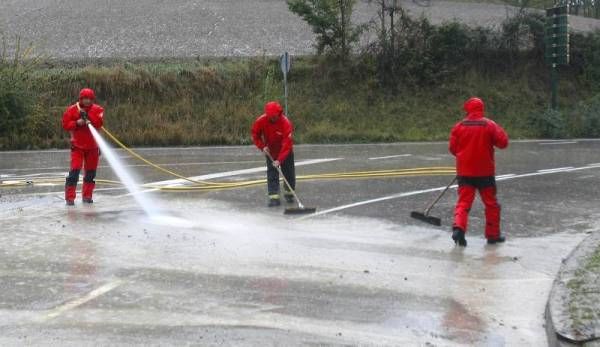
272, 160, 281, 168
262, 147, 270, 155
76, 118, 86, 126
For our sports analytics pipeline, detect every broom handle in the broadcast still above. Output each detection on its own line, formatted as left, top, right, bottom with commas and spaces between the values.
424, 176, 457, 215
266, 152, 305, 209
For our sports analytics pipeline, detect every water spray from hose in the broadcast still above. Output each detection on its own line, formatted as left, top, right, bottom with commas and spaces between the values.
87, 124, 159, 217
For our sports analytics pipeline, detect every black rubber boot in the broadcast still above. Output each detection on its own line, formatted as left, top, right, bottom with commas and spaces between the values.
66, 200, 75, 206
487, 235, 506, 245
268, 198, 281, 207
452, 228, 467, 247
82, 198, 94, 204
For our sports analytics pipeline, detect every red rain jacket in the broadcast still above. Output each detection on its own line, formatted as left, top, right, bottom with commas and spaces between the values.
449, 98, 509, 177
62, 89, 104, 150
251, 102, 294, 162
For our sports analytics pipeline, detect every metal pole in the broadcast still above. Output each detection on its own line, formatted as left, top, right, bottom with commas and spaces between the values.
551, 63, 558, 110
283, 70, 289, 115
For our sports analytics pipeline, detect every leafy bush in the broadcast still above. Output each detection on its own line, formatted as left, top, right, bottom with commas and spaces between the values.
0, 36, 43, 149
528, 108, 567, 138
576, 94, 600, 137
287, 0, 364, 57
570, 31, 600, 91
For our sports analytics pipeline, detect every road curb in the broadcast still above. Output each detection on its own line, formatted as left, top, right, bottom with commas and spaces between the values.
546, 231, 600, 346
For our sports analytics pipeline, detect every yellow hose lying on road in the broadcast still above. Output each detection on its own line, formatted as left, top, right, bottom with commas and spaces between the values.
0, 169, 456, 191
0, 127, 456, 192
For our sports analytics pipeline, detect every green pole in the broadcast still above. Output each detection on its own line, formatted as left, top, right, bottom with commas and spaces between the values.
551, 63, 558, 110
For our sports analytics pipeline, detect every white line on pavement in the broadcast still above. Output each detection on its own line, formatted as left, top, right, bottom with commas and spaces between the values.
38, 279, 124, 322
6, 159, 342, 198
0, 161, 265, 173
150, 158, 342, 187
537, 167, 574, 173
539, 141, 578, 145
116, 158, 343, 197
368, 154, 412, 160
3, 139, 600, 155
304, 164, 600, 218
415, 156, 443, 161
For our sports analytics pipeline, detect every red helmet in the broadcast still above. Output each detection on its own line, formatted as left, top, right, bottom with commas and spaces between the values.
265, 101, 283, 117
79, 88, 96, 101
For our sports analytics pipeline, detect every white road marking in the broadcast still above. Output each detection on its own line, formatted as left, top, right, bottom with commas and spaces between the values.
305, 186, 448, 218
5, 158, 342, 198
116, 158, 343, 197
539, 141, 578, 145
38, 279, 124, 322
368, 154, 412, 160
305, 164, 600, 218
13, 187, 128, 199
150, 158, 342, 187
0, 161, 265, 172
415, 156, 443, 161
1, 172, 64, 178
2, 139, 600, 156
537, 167, 574, 173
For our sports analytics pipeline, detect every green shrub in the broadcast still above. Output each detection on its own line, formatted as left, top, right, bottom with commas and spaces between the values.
287, 0, 364, 57
528, 108, 567, 138
0, 36, 43, 149
571, 31, 600, 91
577, 94, 600, 137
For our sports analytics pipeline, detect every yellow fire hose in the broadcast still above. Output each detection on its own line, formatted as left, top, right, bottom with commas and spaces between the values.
0, 127, 456, 192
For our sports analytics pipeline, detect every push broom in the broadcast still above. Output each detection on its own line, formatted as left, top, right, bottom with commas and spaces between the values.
410, 176, 457, 226
266, 153, 316, 215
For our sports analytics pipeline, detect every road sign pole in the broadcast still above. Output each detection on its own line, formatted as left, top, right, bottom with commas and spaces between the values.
283, 70, 289, 115
280, 52, 291, 115
551, 63, 558, 110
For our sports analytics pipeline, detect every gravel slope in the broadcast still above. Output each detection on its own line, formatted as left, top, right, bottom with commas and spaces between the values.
1, 0, 599, 58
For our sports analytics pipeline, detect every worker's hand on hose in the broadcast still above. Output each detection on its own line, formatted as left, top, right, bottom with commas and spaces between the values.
262, 147, 270, 155
272, 160, 281, 168
76, 118, 86, 126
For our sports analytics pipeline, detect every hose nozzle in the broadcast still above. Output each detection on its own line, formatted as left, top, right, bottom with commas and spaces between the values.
79, 110, 91, 125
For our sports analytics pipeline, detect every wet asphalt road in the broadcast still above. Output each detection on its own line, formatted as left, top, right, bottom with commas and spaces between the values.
1, 140, 600, 345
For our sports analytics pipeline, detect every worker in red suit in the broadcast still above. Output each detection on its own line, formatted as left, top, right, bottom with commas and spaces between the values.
62, 88, 104, 206
449, 97, 509, 247
251, 101, 296, 207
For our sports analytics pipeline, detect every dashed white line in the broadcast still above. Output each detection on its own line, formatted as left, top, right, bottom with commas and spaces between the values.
415, 156, 443, 161
368, 154, 412, 160
539, 141, 578, 145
